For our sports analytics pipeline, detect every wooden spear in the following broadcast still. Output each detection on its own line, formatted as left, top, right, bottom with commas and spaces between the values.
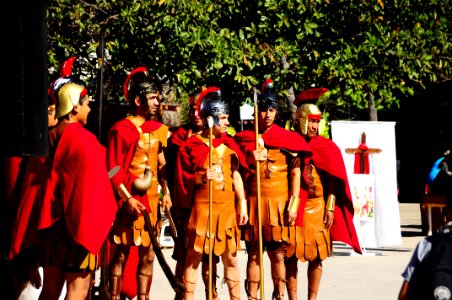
254, 91, 265, 300
207, 116, 214, 300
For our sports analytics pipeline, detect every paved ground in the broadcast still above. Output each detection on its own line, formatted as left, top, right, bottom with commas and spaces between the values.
20, 203, 424, 300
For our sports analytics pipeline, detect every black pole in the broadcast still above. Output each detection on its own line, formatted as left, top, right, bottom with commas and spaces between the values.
97, 35, 105, 141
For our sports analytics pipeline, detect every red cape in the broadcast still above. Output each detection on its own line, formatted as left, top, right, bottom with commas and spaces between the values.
107, 118, 163, 209
165, 124, 200, 204
9, 156, 50, 259
234, 124, 312, 224
174, 133, 248, 209
234, 124, 311, 154
39, 122, 118, 254
169, 124, 198, 148
3, 156, 24, 207
305, 135, 362, 254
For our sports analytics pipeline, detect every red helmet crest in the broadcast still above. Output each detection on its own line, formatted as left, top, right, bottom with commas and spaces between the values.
261, 78, 274, 93
294, 87, 329, 106
123, 67, 149, 102
60, 56, 77, 77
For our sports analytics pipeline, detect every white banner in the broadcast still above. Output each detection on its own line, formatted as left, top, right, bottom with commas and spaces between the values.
331, 121, 402, 248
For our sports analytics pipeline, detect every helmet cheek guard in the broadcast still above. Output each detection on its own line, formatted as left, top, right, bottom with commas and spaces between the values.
298, 117, 309, 135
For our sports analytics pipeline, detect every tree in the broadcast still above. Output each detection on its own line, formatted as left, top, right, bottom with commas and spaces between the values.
46, 0, 451, 131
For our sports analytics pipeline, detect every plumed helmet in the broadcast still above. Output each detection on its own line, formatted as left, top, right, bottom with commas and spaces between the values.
55, 83, 88, 119
196, 87, 229, 127
48, 56, 82, 107
123, 67, 159, 103
257, 79, 277, 110
295, 103, 323, 136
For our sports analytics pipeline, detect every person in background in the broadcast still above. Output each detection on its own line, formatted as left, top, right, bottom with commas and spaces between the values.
398, 152, 452, 300
7, 89, 60, 299
234, 80, 311, 300
37, 82, 117, 299
174, 87, 248, 300
106, 67, 172, 300
287, 99, 361, 300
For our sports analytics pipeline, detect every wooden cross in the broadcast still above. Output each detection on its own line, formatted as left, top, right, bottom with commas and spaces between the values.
345, 132, 382, 174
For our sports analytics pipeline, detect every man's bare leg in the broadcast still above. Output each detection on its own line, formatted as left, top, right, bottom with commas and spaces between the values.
108, 245, 129, 300
38, 266, 66, 300
245, 242, 260, 299
65, 271, 92, 300
201, 260, 218, 300
174, 258, 185, 300
221, 252, 241, 300
285, 255, 298, 300
137, 245, 155, 300
267, 249, 286, 300
307, 260, 322, 300
183, 249, 203, 300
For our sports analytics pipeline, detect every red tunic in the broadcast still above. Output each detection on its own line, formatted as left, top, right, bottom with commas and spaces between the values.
305, 135, 362, 254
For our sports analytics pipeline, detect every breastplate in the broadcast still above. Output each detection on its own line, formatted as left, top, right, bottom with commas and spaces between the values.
305, 163, 324, 199
129, 126, 160, 190
248, 148, 289, 194
195, 140, 234, 193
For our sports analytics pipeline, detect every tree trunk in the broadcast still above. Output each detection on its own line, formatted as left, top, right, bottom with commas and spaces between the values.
369, 92, 378, 121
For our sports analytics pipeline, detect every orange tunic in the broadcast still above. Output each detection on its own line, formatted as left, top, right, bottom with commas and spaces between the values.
109, 116, 168, 247
186, 136, 241, 256
243, 148, 297, 248
294, 164, 332, 262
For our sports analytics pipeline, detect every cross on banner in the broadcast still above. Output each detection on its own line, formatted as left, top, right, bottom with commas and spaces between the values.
345, 132, 382, 174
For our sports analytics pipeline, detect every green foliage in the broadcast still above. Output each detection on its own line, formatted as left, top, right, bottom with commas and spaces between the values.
47, 0, 451, 124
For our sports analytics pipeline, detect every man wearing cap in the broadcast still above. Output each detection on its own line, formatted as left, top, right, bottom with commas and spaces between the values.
286, 92, 361, 300
37, 82, 117, 299
234, 80, 311, 300
106, 67, 172, 299
174, 87, 248, 299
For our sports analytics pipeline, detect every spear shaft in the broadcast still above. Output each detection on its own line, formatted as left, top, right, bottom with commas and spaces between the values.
253, 92, 265, 300
207, 116, 214, 300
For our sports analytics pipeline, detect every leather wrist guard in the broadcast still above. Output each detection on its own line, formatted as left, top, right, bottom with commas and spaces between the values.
326, 194, 336, 212
118, 183, 132, 201
238, 198, 247, 215
287, 195, 300, 214
161, 180, 170, 196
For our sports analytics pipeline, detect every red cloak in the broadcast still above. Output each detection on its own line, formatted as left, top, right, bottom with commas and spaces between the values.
39, 122, 118, 255
9, 156, 50, 259
107, 118, 164, 208
305, 135, 362, 254
234, 124, 312, 224
174, 132, 248, 209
